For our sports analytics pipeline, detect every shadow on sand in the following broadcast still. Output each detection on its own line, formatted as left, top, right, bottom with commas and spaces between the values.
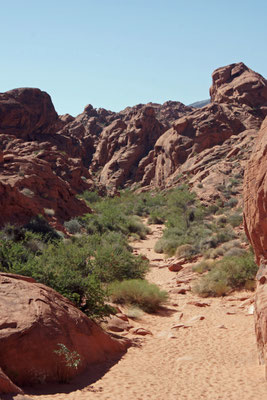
155, 305, 178, 318
1, 352, 126, 399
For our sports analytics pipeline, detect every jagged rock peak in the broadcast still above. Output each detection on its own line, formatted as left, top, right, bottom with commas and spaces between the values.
210, 62, 267, 110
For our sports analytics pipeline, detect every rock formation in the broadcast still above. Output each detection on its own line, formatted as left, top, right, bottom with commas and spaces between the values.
0, 273, 128, 391
210, 62, 267, 113
243, 117, 267, 376
91, 62, 266, 194
0, 62, 266, 229
244, 117, 267, 264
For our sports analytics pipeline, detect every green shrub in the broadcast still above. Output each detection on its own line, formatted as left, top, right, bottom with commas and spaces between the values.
228, 213, 243, 227
213, 227, 236, 245
24, 215, 61, 241
224, 248, 246, 258
225, 198, 238, 208
175, 244, 196, 259
78, 190, 101, 204
193, 271, 230, 297
92, 241, 148, 283
154, 237, 180, 256
147, 210, 165, 224
0, 234, 111, 319
109, 279, 168, 313
126, 216, 150, 239
193, 251, 257, 297
216, 215, 228, 226
64, 219, 82, 234
192, 259, 216, 273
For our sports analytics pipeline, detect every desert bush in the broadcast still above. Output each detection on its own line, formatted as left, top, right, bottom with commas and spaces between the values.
213, 227, 236, 245
92, 241, 148, 283
193, 271, 230, 297
0, 233, 111, 319
224, 247, 246, 258
109, 279, 168, 313
154, 237, 180, 256
192, 259, 216, 273
225, 198, 238, 208
207, 247, 225, 259
193, 251, 257, 297
64, 219, 82, 234
78, 190, 101, 204
228, 212, 243, 227
216, 215, 228, 226
24, 215, 61, 241
206, 204, 219, 214
220, 239, 242, 252
175, 244, 196, 259
147, 210, 165, 224
126, 216, 150, 239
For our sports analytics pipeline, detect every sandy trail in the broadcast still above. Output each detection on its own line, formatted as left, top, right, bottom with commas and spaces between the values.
27, 223, 266, 400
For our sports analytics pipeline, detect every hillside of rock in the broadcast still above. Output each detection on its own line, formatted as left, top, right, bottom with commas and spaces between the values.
0, 62, 266, 228
92, 62, 267, 196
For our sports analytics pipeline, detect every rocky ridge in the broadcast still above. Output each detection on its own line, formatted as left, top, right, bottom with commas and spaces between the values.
0, 62, 266, 229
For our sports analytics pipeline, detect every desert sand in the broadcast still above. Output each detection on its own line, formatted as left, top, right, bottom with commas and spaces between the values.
21, 223, 267, 400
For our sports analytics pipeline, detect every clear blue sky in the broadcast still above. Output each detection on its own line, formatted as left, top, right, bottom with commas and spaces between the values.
1, 0, 266, 116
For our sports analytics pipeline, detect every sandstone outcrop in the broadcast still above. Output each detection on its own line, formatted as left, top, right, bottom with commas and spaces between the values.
0, 88, 58, 138
91, 106, 166, 188
210, 62, 267, 113
243, 117, 267, 264
0, 273, 128, 390
0, 368, 23, 395
0, 62, 266, 228
90, 62, 266, 193
243, 117, 267, 376
0, 88, 93, 228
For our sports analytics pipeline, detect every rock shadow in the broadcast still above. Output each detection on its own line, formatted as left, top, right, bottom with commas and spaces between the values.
19, 352, 126, 397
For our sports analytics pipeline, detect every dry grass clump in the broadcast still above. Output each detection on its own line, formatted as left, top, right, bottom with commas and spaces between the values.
109, 279, 168, 313
193, 251, 257, 297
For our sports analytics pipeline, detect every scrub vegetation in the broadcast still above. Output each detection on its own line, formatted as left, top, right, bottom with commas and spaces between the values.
0, 185, 255, 317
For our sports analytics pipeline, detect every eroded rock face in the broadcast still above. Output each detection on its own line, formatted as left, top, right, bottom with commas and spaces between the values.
0, 368, 23, 395
0, 88, 58, 138
243, 117, 267, 376
91, 106, 166, 188
1, 63, 266, 228
90, 62, 266, 192
0, 138, 91, 227
210, 62, 267, 113
244, 117, 267, 264
0, 88, 93, 228
151, 102, 261, 189
0, 274, 128, 389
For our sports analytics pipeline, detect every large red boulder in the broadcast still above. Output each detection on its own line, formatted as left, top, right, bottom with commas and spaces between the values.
0, 274, 128, 390
0, 88, 58, 138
